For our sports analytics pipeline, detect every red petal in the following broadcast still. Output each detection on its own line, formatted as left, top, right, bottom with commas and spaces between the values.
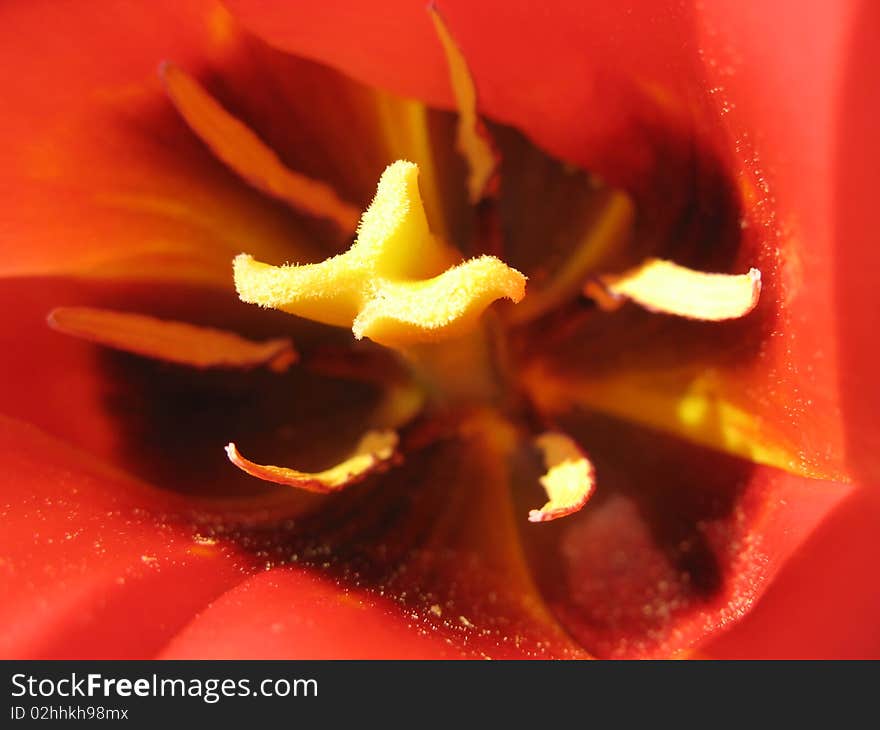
0, 414, 252, 658
5, 0, 873, 659
159, 568, 471, 659
704, 485, 880, 659
829, 1, 880, 485
225, 0, 703, 188
692, 0, 880, 485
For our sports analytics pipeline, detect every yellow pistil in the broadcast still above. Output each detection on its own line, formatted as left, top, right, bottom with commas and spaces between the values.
226, 430, 399, 493
529, 432, 596, 523
588, 258, 762, 321
234, 160, 525, 348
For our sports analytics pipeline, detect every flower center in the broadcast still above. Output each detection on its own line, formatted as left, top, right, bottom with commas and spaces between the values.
47, 7, 765, 524
227, 153, 760, 522
232, 159, 524, 407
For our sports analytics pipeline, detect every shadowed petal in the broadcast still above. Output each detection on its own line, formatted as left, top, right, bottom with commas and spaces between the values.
523, 358, 829, 481
513, 412, 854, 658
1, 413, 563, 659
0, 278, 391, 501
210, 413, 591, 658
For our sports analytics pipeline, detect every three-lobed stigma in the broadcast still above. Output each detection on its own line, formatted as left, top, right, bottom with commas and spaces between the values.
233, 161, 526, 348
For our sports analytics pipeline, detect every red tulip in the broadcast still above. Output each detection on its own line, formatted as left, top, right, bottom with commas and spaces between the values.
1, 0, 877, 659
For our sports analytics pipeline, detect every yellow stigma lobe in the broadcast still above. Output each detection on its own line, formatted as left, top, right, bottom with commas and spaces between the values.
226, 430, 399, 493
352, 255, 525, 345
529, 432, 596, 523
234, 161, 526, 347
588, 258, 761, 321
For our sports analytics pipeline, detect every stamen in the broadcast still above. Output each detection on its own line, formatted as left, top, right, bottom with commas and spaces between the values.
509, 189, 635, 323
225, 430, 399, 493
587, 258, 762, 321
47, 307, 296, 372
234, 161, 525, 347
160, 62, 361, 232
528, 432, 596, 523
429, 5, 499, 202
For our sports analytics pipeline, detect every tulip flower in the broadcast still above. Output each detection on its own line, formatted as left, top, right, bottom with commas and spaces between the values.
1, 0, 878, 660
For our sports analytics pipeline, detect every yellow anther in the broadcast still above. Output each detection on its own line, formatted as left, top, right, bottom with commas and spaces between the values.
429, 5, 499, 202
234, 161, 526, 347
161, 62, 360, 232
48, 306, 296, 372
226, 430, 399, 493
529, 432, 596, 523
588, 258, 762, 321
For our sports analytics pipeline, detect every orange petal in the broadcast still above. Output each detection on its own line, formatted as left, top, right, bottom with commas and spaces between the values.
529, 432, 596, 523
161, 62, 360, 232
0, 2, 314, 285
428, 4, 498, 203
226, 430, 399, 493
591, 258, 762, 321
48, 306, 296, 372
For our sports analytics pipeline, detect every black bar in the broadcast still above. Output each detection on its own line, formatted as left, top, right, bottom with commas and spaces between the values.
1, 660, 873, 725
